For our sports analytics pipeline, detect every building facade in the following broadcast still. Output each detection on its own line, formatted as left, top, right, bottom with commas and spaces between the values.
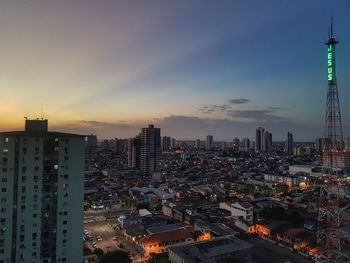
0, 119, 85, 263
286, 132, 293, 154
141, 125, 161, 175
205, 135, 213, 151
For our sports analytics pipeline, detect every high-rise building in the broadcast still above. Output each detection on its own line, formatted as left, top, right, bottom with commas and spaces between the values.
141, 124, 161, 175
242, 138, 250, 152
255, 127, 264, 152
85, 134, 97, 163
170, 138, 176, 149
205, 135, 213, 151
128, 135, 141, 169
0, 119, 85, 263
195, 139, 201, 149
264, 131, 272, 152
286, 132, 294, 154
255, 127, 272, 152
162, 136, 171, 151
232, 137, 240, 151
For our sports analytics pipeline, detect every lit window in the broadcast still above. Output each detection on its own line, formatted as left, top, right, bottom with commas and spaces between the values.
2, 149, 8, 153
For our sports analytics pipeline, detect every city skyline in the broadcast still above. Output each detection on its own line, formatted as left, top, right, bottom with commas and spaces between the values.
0, 1, 350, 140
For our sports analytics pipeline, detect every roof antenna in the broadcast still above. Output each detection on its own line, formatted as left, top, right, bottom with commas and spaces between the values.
330, 9, 334, 37
40, 104, 44, 120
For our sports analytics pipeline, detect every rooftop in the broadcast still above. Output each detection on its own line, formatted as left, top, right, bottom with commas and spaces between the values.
169, 235, 252, 263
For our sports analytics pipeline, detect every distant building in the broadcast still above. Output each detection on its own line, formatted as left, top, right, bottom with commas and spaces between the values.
286, 132, 293, 154
256, 127, 272, 152
85, 134, 97, 163
344, 137, 350, 152
195, 139, 201, 149
233, 137, 240, 151
255, 127, 264, 152
128, 135, 141, 169
141, 124, 161, 175
168, 235, 253, 263
0, 119, 85, 263
112, 138, 128, 154
315, 137, 324, 154
264, 131, 272, 152
206, 135, 213, 151
162, 136, 171, 151
242, 138, 250, 152
170, 138, 176, 149
293, 145, 304, 156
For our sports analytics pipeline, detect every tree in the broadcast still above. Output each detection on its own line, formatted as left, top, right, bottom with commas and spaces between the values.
98, 250, 132, 263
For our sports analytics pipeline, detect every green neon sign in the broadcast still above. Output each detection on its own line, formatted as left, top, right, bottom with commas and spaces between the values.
327, 45, 333, 82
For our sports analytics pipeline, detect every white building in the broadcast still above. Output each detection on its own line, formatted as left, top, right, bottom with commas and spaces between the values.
0, 119, 85, 263
219, 202, 253, 223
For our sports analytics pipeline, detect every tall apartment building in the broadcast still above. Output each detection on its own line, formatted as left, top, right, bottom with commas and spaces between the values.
140, 125, 161, 175
255, 127, 272, 152
255, 127, 264, 152
0, 119, 85, 263
242, 138, 250, 152
162, 136, 171, 151
128, 135, 141, 169
170, 138, 176, 149
84, 134, 97, 163
232, 137, 240, 151
286, 132, 293, 154
205, 135, 213, 151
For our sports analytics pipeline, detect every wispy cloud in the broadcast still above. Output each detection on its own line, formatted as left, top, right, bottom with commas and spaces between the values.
198, 98, 250, 114
267, 106, 287, 111
229, 99, 250, 104
227, 110, 290, 122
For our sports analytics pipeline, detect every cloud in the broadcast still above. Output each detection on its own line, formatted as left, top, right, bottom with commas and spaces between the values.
229, 99, 250, 104
267, 106, 287, 111
227, 110, 290, 122
198, 98, 251, 114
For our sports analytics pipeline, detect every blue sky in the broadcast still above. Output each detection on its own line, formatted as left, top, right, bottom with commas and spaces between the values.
0, 0, 349, 140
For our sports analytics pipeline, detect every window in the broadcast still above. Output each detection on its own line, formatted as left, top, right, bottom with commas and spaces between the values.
4, 138, 8, 143
1, 189, 6, 193
63, 221, 67, 225
1, 178, 6, 183
2, 149, 8, 153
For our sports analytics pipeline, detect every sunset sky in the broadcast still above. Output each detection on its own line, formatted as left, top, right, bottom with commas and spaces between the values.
0, 0, 349, 140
